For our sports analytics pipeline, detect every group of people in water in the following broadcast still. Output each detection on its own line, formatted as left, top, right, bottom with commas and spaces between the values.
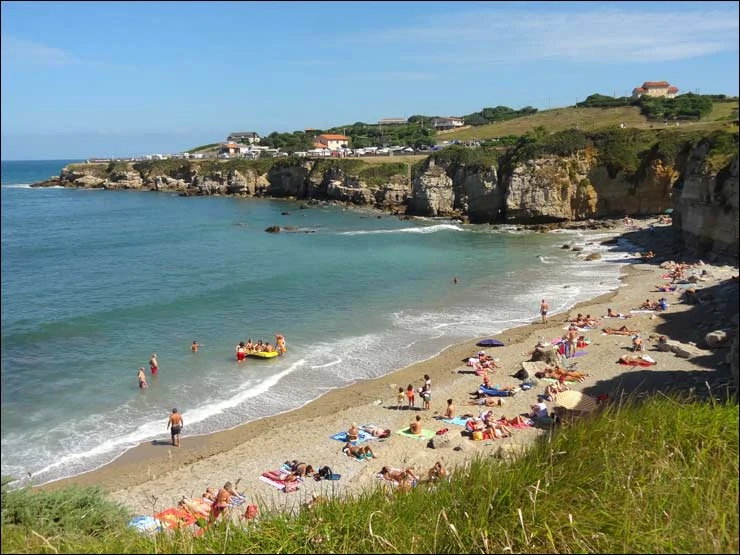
235, 333, 287, 362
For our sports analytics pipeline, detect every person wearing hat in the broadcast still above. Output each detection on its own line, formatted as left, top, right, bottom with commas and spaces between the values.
167, 407, 184, 448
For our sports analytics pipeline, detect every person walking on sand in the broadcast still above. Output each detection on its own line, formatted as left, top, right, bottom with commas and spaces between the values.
540, 299, 549, 323
167, 407, 183, 448
137, 367, 148, 389
149, 353, 159, 375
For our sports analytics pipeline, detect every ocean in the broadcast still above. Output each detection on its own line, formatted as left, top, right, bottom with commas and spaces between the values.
0, 159, 637, 486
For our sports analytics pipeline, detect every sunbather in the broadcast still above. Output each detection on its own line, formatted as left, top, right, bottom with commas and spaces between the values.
535, 367, 590, 383
342, 442, 367, 460
465, 397, 504, 407
426, 461, 449, 482
285, 461, 314, 479
603, 325, 639, 335
347, 422, 360, 442
605, 308, 632, 319
362, 425, 391, 438
486, 421, 512, 439
543, 381, 569, 401
380, 466, 418, 486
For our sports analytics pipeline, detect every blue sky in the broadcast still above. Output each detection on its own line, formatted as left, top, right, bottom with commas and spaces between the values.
1, 0, 738, 160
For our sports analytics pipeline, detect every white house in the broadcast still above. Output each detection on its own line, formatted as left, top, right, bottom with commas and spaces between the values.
312, 134, 350, 151
631, 81, 679, 99
227, 131, 261, 144
431, 117, 465, 131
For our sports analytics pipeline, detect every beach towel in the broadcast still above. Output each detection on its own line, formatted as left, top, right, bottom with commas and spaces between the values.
259, 469, 301, 492
542, 376, 583, 384
561, 325, 595, 332
436, 415, 470, 427
128, 515, 163, 534
154, 507, 197, 529
500, 418, 532, 429
630, 309, 656, 314
395, 427, 436, 440
618, 356, 657, 367
329, 429, 374, 444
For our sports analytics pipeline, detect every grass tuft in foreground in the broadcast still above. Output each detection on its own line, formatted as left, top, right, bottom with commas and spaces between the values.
2, 391, 737, 554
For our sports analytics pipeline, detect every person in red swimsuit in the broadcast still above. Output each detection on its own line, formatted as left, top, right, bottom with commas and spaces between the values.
235, 342, 247, 362
149, 353, 158, 375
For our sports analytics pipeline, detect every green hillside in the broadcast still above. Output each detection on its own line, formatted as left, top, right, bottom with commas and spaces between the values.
440, 102, 739, 142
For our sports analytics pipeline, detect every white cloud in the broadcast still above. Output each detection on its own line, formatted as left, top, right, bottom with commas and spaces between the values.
347, 5, 739, 65
0, 36, 84, 66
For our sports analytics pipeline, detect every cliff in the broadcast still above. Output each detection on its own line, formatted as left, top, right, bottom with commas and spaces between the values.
34, 129, 738, 242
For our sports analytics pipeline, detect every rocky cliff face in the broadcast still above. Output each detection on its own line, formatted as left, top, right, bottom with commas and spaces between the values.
672, 141, 739, 260
35, 134, 736, 241
407, 158, 501, 222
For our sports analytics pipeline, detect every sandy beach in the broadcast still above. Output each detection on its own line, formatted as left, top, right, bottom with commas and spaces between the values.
38, 221, 738, 520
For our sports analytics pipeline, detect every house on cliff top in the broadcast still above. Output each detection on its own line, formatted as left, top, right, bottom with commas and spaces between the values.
227, 131, 261, 144
313, 134, 350, 151
632, 81, 679, 99
431, 117, 465, 131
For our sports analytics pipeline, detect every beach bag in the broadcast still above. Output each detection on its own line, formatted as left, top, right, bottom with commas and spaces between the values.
513, 368, 529, 381
318, 466, 333, 479
472, 430, 483, 441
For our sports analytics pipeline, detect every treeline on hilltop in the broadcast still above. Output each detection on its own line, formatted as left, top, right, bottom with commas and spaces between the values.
256, 106, 540, 152
419, 126, 738, 179
576, 92, 733, 121
251, 94, 734, 154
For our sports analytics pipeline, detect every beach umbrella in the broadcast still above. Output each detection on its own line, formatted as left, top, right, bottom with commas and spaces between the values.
663, 208, 674, 214
553, 390, 599, 414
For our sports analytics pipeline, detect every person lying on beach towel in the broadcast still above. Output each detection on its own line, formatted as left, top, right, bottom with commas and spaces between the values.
178, 497, 212, 520
497, 415, 535, 429
603, 325, 639, 335
605, 308, 632, 319
465, 397, 505, 407
618, 354, 657, 366
543, 381, 570, 401
361, 425, 391, 438
283, 461, 315, 479
378, 466, 418, 487
342, 442, 375, 460
534, 367, 591, 383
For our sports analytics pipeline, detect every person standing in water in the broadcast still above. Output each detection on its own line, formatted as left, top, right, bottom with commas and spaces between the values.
137, 367, 148, 389
191, 341, 200, 353
167, 408, 183, 448
275, 333, 287, 355
149, 353, 159, 375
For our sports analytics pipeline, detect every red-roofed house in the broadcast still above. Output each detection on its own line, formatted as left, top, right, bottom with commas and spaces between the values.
632, 81, 679, 99
313, 134, 350, 151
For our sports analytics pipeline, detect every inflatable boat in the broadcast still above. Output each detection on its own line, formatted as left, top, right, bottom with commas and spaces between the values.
247, 350, 279, 359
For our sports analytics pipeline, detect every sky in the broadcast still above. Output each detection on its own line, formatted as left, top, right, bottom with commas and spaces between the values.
1, 0, 738, 160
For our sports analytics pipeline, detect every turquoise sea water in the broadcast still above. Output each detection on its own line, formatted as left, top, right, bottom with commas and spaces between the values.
1, 160, 636, 486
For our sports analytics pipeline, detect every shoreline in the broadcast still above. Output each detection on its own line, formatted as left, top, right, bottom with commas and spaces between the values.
36, 223, 738, 518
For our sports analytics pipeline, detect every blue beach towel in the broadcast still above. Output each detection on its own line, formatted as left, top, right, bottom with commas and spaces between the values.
329, 429, 374, 444
436, 415, 469, 427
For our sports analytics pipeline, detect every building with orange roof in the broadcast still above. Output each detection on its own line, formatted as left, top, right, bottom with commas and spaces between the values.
632, 81, 679, 99
313, 133, 350, 151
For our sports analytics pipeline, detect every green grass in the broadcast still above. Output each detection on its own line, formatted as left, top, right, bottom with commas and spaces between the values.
186, 143, 220, 154
3, 393, 737, 554
441, 105, 737, 142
